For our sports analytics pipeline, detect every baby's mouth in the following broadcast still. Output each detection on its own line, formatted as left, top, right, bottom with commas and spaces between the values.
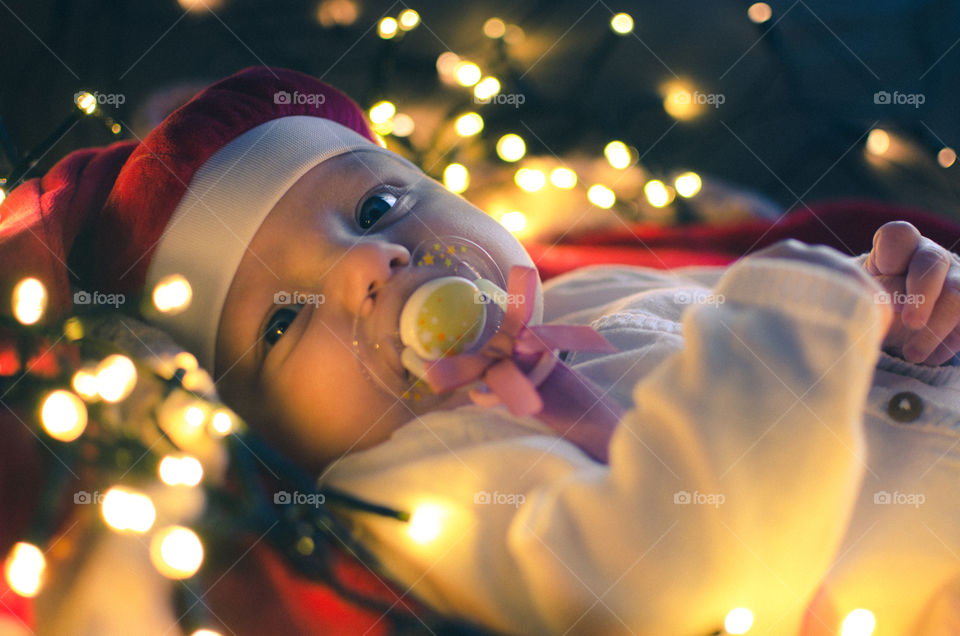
351, 237, 507, 409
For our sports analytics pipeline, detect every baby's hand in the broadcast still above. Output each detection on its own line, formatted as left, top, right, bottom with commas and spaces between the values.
864, 221, 960, 365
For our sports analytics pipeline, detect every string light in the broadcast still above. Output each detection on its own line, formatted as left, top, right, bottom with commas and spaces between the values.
398, 9, 420, 30
661, 79, 703, 121
604, 140, 632, 169
436, 52, 460, 81
454, 62, 482, 87
587, 184, 616, 209
150, 526, 204, 579
443, 163, 470, 193
454, 112, 484, 136
747, 2, 773, 24
514, 168, 546, 192
178, 0, 224, 11
407, 504, 445, 545
378, 17, 398, 39
644, 179, 674, 207
473, 76, 501, 101
12, 277, 46, 325
483, 17, 506, 39
95, 354, 137, 403
101, 486, 156, 533
185, 404, 206, 428
840, 609, 876, 636
211, 409, 234, 435
159, 454, 204, 487
315, 0, 359, 27
496, 134, 526, 162
4, 542, 45, 598
40, 390, 88, 442
71, 368, 100, 401
391, 113, 415, 137
152, 274, 193, 314
499, 211, 527, 234
866, 129, 890, 156
191, 630, 223, 636
724, 607, 754, 634
937, 146, 956, 167
75, 92, 97, 115
610, 12, 634, 35
674, 171, 702, 197
368, 101, 396, 124
503, 24, 525, 45
550, 167, 578, 189
63, 316, 84, 341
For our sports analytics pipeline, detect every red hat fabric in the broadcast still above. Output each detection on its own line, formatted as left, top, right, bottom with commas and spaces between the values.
0, 66, 387, 370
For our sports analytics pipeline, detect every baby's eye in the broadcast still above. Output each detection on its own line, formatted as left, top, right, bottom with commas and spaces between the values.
357, 190, 399, 229
264, 306, 300, 346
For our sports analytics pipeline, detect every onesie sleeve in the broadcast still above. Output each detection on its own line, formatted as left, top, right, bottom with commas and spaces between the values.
324, 255, 889, 635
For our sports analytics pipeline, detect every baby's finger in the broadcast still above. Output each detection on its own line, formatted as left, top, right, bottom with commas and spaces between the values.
902, 282, 960, 362
922, 339, 960, 367
869, 221, 922, 276
902, 240, 951, 328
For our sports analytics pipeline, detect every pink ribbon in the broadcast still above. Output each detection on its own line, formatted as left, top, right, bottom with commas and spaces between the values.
425, 266, 617, 416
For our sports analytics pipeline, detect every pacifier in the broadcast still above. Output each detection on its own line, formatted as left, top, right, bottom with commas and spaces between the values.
352, 237, 508, 412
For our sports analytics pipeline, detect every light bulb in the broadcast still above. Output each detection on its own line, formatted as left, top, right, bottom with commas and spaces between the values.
407, 504, 445, 545
496, 134, 526, 162
587, 184, 616, 209
644, 180, 673, 207
473, 77, 501, 101
95, 354, 137, 403
159, 454, 204, 487
454, 113, 484, 136
841, 609, 876, 636
152, 274, 192, 314
40, 390, 88, 442
550, 167, 577, 189
866, 129, 890, 156
443, 164, 470, 193
604, 140, 632, 169
13, 277, 46, 325
674, 171, 702, 198
937, 147, 956, 167
514, 168, 546, 192
724, 607, 754, 634
369, 101, 396, 124
483, 17, 506, 38
610, 13, 634, 35
748, 2, 773, 23
4, 542, 45, 597
101, 486, 156, 533
454, 62, 482, 87
398, 9, 419, 30
150, 526, 204, 579
499, 211, 527, 234
378, 17, 398, 39
75, 92, 97, 115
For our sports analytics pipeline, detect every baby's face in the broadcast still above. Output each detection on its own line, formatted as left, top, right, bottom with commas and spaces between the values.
214, 148, 539, 470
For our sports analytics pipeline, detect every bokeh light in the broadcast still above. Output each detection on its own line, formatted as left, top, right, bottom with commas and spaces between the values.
40, 390, 88, 442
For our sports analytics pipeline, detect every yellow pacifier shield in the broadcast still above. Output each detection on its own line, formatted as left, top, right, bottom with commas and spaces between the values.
399, 276, 487, 360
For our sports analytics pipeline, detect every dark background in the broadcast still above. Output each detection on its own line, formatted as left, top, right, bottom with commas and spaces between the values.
3, 0, 960, 225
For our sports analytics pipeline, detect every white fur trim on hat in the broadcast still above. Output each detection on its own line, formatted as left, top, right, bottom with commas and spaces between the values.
144, 115, 398, 373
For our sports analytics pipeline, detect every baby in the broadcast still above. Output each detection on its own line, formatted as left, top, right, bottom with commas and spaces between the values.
4, 67, 959, 635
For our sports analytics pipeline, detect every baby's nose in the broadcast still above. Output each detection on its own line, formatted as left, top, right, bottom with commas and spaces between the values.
333, 242, 410, 314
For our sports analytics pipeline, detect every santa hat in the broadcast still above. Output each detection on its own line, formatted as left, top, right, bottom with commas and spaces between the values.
0, 66, 397, 373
